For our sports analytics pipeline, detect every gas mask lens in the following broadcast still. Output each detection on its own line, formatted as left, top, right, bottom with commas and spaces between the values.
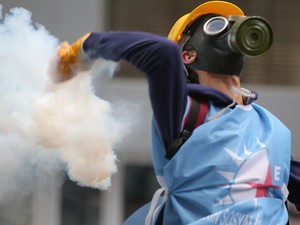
203, 16, 229, 36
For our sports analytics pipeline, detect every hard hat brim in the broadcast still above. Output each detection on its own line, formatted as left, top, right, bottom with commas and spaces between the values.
168, 1, 244, 42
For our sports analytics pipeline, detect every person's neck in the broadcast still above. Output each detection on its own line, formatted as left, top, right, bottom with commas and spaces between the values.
196, 70, 243, 105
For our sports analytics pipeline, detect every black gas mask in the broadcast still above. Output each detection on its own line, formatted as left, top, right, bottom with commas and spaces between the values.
183, 14, 273, 77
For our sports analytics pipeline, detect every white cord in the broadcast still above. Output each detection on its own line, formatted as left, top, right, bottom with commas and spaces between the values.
145, 187, 169, 225
207, 101, 236, 122
230, 87, 256, 99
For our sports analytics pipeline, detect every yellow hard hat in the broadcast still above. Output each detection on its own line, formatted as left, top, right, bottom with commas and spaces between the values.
168, 1, 244, 43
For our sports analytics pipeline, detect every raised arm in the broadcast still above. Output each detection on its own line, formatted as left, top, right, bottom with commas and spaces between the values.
58, 31, 188, 150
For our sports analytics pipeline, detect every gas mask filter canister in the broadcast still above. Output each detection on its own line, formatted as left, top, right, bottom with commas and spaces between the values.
202, 15, 273, 57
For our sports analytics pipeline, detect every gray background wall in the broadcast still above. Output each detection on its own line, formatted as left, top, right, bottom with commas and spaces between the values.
1, 0, 106, 42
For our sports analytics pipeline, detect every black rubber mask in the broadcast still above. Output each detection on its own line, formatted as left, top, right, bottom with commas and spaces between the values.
183, 14, 245, 75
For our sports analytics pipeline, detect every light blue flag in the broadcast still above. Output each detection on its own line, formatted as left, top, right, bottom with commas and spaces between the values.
124, 102, 291, 225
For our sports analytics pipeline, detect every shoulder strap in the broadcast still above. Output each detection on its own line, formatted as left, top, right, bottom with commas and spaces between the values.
165, 97, 208, 160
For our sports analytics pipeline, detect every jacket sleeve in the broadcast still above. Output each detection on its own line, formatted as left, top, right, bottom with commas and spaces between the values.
288, 158, 300, 211
83, 31, 188, 150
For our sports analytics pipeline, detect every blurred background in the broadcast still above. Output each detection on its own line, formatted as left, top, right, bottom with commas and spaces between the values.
1, 0, 300, 224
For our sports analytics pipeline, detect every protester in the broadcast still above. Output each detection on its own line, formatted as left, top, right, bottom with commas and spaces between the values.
53, 1, 299, 224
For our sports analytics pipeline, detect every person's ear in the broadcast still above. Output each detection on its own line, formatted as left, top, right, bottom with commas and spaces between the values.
182, 49, 197, 64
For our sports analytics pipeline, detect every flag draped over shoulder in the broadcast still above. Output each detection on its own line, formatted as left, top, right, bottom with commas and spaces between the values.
124, 103, 291, 225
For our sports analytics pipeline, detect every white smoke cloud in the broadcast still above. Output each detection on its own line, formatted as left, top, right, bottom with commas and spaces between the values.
0, 3, 131, 209
31, 70, 126, 190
